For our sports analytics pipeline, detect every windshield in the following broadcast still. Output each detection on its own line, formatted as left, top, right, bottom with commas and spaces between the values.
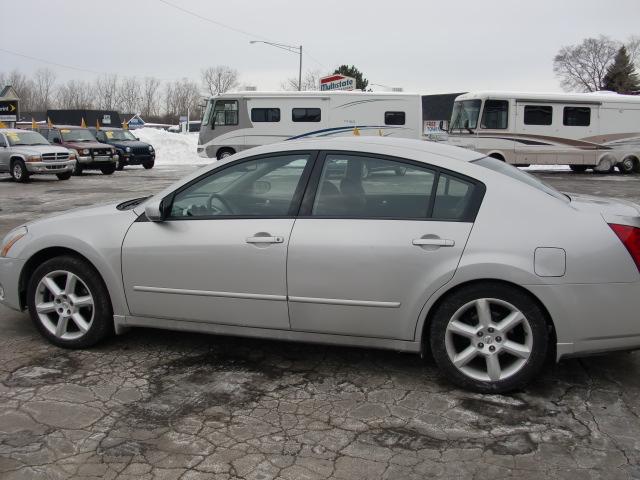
450, 100, 481, 131
60, 128, 96, 142
104, 130, 137, 141
202, 99, 214, 126
472, 157, 568, 202
5, 131, 49, 146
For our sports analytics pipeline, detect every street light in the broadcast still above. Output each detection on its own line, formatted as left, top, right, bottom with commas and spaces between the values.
249, 40, 302, 91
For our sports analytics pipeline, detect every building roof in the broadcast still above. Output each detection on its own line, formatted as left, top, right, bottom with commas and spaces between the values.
0, 85, 19, 100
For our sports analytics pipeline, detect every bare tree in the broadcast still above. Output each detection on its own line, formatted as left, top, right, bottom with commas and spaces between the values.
32, 68, 57, 111
118, 77, 141, 113
94, 74, 119, 110
553, 36, 619, 92
281, 69, 321, 91
627, 35, 640, 69
56, 80, 94, 109
140, 77, 161, 117
164, 78, 202, 121
201, 65, 239, 96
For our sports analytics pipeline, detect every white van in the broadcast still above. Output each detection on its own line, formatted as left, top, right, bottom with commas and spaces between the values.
197, 91, 423, 159
446, 91, 640, 173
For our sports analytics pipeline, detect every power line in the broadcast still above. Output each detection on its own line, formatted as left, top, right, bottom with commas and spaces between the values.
155, 0, 327, 69
0, 48, 103, 75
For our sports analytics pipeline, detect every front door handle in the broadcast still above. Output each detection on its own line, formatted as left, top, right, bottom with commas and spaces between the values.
412, 238, 455, 247
246, 235, 284, 244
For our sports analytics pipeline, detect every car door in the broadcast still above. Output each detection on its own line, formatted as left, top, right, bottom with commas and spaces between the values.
0, 134, 9, 172
287, 152, 484, 340
121, 151, 315, 329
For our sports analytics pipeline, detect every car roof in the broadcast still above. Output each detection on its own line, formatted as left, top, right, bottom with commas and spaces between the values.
234, 136, 484, 163
0, 128, 39, 134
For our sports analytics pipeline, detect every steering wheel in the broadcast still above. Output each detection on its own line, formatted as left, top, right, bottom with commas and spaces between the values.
206, 193, 234, 215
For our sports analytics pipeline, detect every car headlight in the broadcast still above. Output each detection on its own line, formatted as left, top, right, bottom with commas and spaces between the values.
25, 155, 41, 162
1, 226, 27, 258
148, 145, 154, 152
68, 152, 77, 160
82, 149, 90, 155
126, 147, 131, 153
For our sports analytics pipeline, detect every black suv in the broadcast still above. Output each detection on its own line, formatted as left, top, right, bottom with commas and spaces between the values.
91, 127, 155, 170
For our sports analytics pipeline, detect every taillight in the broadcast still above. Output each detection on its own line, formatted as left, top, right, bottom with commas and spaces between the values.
609, 223, 640, 271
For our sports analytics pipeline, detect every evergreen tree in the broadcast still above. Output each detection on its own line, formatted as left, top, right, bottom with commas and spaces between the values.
333, 65, 369, 91
603, 46, 640, 94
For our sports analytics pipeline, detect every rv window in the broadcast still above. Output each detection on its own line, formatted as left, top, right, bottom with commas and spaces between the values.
385, 112, 405, 125
251, 108, 281, 122
202, 100, 214, 126
563, 107, 590, 126
292, 108, 321, 122
481, 100, 508, 129
524, 105, 553, 126
213, 100, 239, 126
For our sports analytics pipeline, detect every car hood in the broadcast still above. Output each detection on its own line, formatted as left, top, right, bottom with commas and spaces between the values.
25, 202, 131, 228
110, 140, 150, 149
12, 145, 69, 155
569, 193, 640, 222
65, 141, 112, 150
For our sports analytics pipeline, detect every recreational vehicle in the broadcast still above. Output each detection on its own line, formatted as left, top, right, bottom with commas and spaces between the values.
446, 91, 640, 173
197, 91, 423, 160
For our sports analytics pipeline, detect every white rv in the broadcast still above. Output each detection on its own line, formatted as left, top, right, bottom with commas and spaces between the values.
197, 91, 423, 159
446, 91, 640, 173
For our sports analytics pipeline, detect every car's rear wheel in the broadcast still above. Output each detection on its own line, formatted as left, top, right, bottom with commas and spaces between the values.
116, 160, 125, 171
11, 160, 29, 183
429, 283, 548, 393
56, 172, 72, 180
142, 160, 154, 169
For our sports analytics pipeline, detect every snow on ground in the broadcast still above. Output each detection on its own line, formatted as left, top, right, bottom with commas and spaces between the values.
133, 128, 205, 165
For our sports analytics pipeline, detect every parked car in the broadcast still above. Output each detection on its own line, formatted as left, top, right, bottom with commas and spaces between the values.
90, 127, 155, 170
38, 126, 118, 175
2, 137, 640, 393
0, 129, 75, 182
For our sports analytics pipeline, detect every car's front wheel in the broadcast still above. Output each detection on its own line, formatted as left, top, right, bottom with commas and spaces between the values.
27, 256, 113, 348
101, 165, 116, 175
429, 283, 548, 393
142, 160, 154, 169
56, 172, 72, 180
11, 160, 29, 183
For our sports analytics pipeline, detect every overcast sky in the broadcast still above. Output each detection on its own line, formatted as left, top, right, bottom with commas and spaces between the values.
2, 0, 639, 93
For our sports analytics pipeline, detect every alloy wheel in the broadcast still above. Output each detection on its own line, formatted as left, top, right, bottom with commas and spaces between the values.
13, 164, 22, 180
34, 270, 94, 340
444, 298, 532, 382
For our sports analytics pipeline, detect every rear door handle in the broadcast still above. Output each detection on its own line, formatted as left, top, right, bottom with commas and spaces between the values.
246, 236, 284, 244
412, 238, 455, 247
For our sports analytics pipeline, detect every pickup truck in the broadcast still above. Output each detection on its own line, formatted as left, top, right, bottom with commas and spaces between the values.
38, 126, 118, 175
0, 129, 76, 182
91, 127, 155, 170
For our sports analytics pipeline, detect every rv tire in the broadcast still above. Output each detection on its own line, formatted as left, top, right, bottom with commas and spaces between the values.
569, 165, 588, 173
217, 148, 235, 160
618, 156, 637, 175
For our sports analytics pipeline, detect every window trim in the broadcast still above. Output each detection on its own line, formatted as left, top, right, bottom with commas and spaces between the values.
298, 151, 486, 222
159, 150, 319, 221
480, 99, 509, 130
292, 107, 322, 123
562, 106, 591, 127
212, 99, 239, 127
523, 105, 553, 126
250, 107, 281, 123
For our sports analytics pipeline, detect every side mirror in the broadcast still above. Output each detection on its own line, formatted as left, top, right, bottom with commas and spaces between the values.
145, 196, 170, 222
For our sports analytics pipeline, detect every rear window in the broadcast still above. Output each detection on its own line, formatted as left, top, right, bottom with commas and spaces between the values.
472, 157, 568, 202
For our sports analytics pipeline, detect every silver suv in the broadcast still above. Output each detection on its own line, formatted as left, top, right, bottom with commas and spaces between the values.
0, 129, 76, 182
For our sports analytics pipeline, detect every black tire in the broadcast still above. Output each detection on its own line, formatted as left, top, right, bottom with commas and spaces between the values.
100, 165, 116, 175
73, 162, 83, 176
569, 165, 588, 173
617, 157, 636, 175
142, 160, 154, 169
116, 160, 125, 171
429, 283, 549, 393
216, 148, 235, 160
56, 172, 72, 180
10, 159, 30, 183
27, 256, 113, 349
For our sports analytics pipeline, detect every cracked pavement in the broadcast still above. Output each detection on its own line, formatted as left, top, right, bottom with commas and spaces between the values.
1, 166, 640, 479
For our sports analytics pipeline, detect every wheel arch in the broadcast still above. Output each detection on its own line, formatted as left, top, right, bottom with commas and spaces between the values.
418, 278, 557, 360
18, 246, 112, 312
9, 155, 26, 164
216, 147, 236, 159
487, 152, 505, 162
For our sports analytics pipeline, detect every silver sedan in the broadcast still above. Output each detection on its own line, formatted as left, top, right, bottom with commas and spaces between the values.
1, 137, 640, 393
